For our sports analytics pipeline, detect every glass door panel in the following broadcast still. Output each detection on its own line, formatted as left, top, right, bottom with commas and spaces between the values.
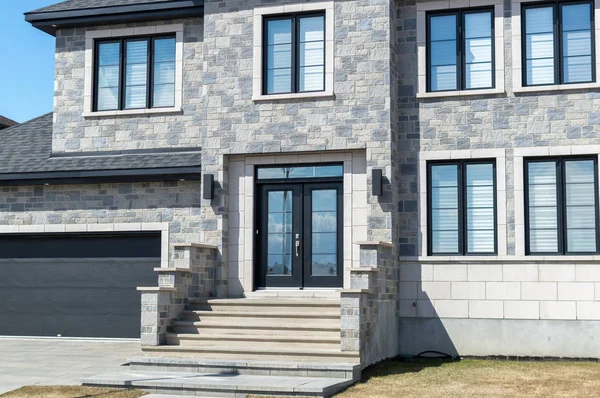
267, 191, 293, 275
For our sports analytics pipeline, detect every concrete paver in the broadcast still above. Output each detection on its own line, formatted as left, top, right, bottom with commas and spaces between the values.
0, 338, 141, 395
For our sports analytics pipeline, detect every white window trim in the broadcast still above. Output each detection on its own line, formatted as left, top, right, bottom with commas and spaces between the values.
514, 146, 600, 258
512, 0, 600, 93
0, 222, 170, 267
416, 0, 506, 98
418, 149, 508, 257
83, 24, 184, 118
252, 2, 334, 101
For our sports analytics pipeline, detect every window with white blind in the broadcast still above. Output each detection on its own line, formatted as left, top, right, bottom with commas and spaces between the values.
525, 157, 599, 255
428, 160, 497, 255
94, 35, 176, 111
263, 13, 325, 94
522, 0, 595, 86
427, 8, 495, 92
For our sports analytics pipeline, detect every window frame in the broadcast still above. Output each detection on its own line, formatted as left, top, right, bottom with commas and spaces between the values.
524, 156, 600, 255
427, 159, 498, 256
521, 0, 596, 87
426, 7, 496, 92
93, 34, 176, 112
262, 12, 326, 95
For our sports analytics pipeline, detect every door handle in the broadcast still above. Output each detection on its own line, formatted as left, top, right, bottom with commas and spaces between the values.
295, 234, 300, 257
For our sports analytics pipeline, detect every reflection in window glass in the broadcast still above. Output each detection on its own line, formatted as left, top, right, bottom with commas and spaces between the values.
429, 14, 458, 91
97, 42, 121, 111
267, 190, 293, 275
312, 189, 337, 276
257, 165, 343, 180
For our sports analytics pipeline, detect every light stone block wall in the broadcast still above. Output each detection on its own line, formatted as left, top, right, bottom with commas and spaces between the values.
399, 261, 600, 321
227, 151, 367, 295
53, 18, 203, 153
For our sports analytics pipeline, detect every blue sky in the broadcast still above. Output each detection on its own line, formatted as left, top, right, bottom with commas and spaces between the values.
0, 1, 57, 123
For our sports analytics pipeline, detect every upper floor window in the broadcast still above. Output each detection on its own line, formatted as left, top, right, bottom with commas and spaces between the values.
525, 157, 599, 255
522, 1, 595, 86
427, 8, 495, 92
95, 35, 176, 111
263, 13, 325, 95
428, 160, 497, 255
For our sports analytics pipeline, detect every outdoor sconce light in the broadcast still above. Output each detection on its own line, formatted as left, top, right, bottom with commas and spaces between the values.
372, 169, 383, 196
203, 174, 215, 200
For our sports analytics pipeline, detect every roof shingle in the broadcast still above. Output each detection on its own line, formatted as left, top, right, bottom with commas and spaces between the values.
28, 0, 183, 14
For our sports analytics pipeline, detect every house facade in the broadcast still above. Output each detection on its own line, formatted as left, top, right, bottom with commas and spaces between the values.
1, 0, 597, 377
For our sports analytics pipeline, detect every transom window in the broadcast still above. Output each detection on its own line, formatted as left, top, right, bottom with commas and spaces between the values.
427, 8, 495, 92
525, 157, 599, 255
257, 164, 343, 180
263, 13, 325, 95
94, 35, 176, 111
522, 0, 595, 86
428, 160, 497, 255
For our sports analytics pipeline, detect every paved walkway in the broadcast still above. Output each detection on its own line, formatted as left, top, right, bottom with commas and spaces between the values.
0, 338, 142, 394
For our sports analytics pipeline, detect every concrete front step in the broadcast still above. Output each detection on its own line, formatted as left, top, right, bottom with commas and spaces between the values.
167, 333, 340, 344
188, 298, 341, 313
180, 310, 340, 320
129, 357, 361, 379
168, 327, 339, 339
167, 334, 340, 350
142, 345, 360, 363
171, 320, 340, 332
83, 370, 354, 397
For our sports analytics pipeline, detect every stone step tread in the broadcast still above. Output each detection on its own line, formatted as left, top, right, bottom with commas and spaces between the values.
83, 371, 354, 396
167, 333, 341, 343
189, 298, 341, 306
181, 310, 340, 318
143, 345, 360, 357
171, 320, 340, 331
129, 356, 361, 371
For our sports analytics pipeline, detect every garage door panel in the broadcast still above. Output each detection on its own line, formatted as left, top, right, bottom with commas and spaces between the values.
0, 233, 160, 338
0, 259, 159, 288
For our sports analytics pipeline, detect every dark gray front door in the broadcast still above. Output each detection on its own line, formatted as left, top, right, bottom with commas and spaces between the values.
257, 182, 343, 289
0, 232, 160, 338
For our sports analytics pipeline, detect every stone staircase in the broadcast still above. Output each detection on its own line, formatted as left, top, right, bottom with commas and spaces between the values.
83, 297, 361, 397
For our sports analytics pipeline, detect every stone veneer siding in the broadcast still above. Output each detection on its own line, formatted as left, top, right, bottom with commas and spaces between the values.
53, 18, 203, 153
0, 181, 203, 246
393, 0, 600, 357
199, 0, 398, 295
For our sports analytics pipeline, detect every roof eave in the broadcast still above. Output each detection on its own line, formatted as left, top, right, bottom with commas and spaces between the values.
25, 1, 205, 36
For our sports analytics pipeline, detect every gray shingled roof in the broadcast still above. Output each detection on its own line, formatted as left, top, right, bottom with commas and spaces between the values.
0, 113, 201, 175
29, 0, 186, 14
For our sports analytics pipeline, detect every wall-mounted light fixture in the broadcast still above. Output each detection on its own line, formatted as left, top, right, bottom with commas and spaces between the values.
203, 174, 215, 200
372, 169, 383, 196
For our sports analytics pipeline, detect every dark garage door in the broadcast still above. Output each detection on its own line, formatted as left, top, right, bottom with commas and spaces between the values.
0, 232, 160, 338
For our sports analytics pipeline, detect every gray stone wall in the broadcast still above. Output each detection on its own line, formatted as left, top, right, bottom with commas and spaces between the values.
394, 0, 600, 257
53, 18, 203, 153
0, 181, 203, 244
200, 0, 398, 294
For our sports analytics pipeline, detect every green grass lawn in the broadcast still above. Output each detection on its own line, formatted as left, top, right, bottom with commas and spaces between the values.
0, 386, 146, 398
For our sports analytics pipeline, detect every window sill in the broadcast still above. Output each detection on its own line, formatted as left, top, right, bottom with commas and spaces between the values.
416, 88, 505, 99
513, 82, 600, 93
83, 107, 183, 119
252, 91, 334, 102
400, 255, 600, 263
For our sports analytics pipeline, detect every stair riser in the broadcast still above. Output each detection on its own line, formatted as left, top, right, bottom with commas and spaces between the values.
189, 305, 341, 314
175, 318, 340, 328
129, 363, 358, 379
169, 327, 340, 338
167, 338, 341, 350
142, 349, 359, 363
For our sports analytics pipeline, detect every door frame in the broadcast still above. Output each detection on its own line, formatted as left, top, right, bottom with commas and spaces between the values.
254, 165, 344, 289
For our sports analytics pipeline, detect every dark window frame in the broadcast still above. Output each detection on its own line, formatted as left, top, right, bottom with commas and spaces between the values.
262, 12, 326, 95
524, 156, 600, 255
521, 0, 596, 86
426, 7, 496, 92
427, 159, 498, 256
93, 34, 176, 112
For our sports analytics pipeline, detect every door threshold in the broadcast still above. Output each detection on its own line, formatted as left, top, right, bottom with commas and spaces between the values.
246, 289, 342, 299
